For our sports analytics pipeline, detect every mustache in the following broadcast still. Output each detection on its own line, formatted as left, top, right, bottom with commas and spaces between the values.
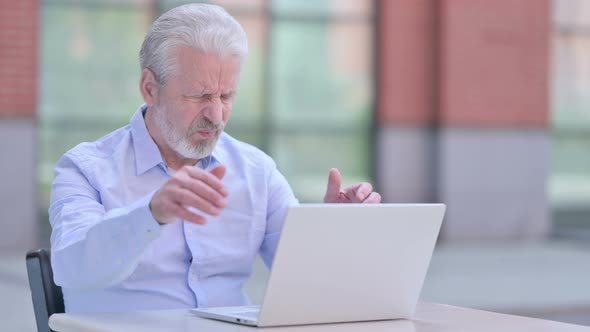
189, 118, 224, 134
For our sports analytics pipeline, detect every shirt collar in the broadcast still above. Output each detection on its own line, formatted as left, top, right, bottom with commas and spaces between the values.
209, 134, 225, 168
130, 104, 225, 175
131, 104, 166, 176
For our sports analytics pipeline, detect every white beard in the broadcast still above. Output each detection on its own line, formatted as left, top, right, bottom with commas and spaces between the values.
153, 104, 223, 160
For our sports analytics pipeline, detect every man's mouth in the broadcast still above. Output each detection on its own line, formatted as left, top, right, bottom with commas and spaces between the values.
195, 130, 217, 139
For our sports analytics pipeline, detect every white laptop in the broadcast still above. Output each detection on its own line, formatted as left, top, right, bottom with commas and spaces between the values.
192, 203, 446, 327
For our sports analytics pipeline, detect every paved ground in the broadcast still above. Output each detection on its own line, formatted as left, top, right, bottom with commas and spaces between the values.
421, 241, 590, 325
3, 240, 590, 331
0, 254, 36, 332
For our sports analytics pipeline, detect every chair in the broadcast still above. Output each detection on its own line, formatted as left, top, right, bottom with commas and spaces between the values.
26, 249, 64, 332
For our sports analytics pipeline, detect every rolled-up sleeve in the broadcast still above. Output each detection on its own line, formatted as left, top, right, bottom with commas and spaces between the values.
49, 153, 161, 290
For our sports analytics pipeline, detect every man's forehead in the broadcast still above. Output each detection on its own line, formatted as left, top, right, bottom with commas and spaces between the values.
193, 83, 235, 94
171, 73, 236, 94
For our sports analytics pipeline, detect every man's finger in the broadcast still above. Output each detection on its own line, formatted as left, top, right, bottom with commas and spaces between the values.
176, 205, 207, 225
178, 174, 227, 208
172, 187, 222, 216
353, 182, 373, 202
184, 166, 229, 197
342, 182, 373, 203
324, 168, 342, 202
210, 164, 226, 180
362, 192, 382, 204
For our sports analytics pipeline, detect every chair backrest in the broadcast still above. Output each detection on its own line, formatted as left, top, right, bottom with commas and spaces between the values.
26, 249, 64, 332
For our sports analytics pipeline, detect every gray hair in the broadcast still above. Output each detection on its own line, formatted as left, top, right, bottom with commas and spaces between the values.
139, 3, 248, 85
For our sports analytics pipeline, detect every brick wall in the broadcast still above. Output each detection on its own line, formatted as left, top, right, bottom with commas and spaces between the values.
0, 0, 39, 118
378, 0, 438, 125
378, 0, 548, 128
439, 0, 549, 127
377, 0, 550, 240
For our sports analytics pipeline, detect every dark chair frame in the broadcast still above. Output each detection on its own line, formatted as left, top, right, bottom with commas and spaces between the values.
26, 249, 64, 332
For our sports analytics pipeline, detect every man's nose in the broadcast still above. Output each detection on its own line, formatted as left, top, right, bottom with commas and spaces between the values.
203, 97, 223, 124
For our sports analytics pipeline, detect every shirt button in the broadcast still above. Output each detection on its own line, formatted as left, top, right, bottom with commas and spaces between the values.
186, 229, 193, 236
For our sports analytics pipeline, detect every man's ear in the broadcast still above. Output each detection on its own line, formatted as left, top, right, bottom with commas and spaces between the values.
140, 68, 159, 106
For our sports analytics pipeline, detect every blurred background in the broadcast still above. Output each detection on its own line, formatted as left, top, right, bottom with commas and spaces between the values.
1, 0, 590, 330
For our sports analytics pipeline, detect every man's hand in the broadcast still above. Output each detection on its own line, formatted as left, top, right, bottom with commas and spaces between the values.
150, 165, 229, 225
323, 168, 381, 204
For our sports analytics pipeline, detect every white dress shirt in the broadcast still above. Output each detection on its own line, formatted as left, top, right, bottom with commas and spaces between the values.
49, 104, 298, 313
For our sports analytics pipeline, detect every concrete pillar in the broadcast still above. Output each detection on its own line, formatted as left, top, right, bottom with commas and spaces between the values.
0, 0, 40, 250
437, 0, 550, 241
377, 0, 439, 204
377, 0, 550, 241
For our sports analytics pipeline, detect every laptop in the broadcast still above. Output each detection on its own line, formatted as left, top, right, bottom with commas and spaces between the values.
192, 203, 446, 327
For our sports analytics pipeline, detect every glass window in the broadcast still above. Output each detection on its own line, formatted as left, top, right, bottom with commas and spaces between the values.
39, 2, 148, 207
270, 21, 373, 201
271, 0, 373, 17
551, 0, 590, 229
38, 0, 375, 218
